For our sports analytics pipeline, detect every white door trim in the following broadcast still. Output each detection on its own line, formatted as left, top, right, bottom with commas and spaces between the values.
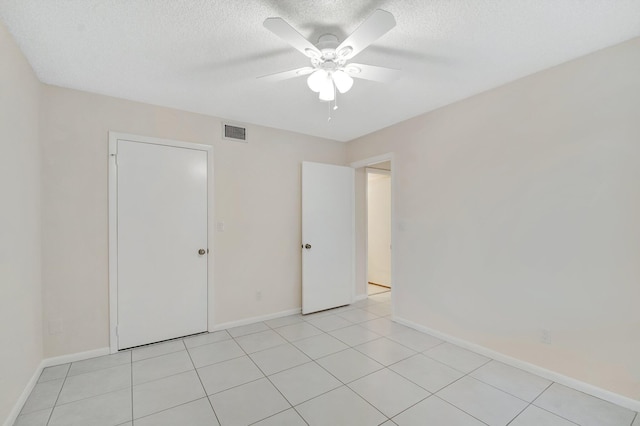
350, 153, 395, 312
108, 132, 215, 354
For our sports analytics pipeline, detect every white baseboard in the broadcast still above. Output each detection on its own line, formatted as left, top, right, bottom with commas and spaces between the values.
41, 347, 110, 368
211, 308, 302, 331
4, 346, 111, 426
353, 294, 368, 302
393, 316, 640, 413
3, 364, 42, 426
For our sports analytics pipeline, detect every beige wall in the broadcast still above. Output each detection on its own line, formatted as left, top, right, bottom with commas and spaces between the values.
0, 21, 43, 421
40, 86, 346, 357
347, 37, 640, 400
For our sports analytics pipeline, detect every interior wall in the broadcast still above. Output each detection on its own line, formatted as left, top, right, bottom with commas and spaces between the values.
0, 21, 43, 422
39, 86, 346, 357
367, 171, 391, 286
347, 37, 640, 400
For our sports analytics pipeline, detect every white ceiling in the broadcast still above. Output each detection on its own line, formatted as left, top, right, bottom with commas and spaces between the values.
1, 1, 639, 142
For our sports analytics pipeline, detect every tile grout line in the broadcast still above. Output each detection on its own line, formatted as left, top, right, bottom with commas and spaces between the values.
183, 338, 223, 426
41, 363, 70, 426
527, 382, 583, 426
229, 332, 305, 425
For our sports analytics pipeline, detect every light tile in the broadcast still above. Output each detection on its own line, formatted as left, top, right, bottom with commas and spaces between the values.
353, 298, 383, 308
58, 363, 130, 404
360, 317, 411, 336
369, 292, 391, 303
296, 386, 386, 426
354, 337, 416, 366
48, 388, 131, 426
132, 350, 193, 385
324, 304, 358, 314
235, 329, 287, 353
275, 322, 323, 342
197, 355, 263, 395
13, 408, 51, 426
380, 422, 398, 426
349, 368, 429, 417
390, 354, 465, 393
20, 379, 64, 414
209, 378, 290, 425
634, 413, 640, 426
386, 329, 443, 352
437, 376, 528, 425
336, 308, 379, 323
183, 330, 230, 349
270, 362, 342, 405
264, 315, 305, 329
293, 333, 349, 359
38, 364, 69, 383
393, 396, 485, 426
510, 405, 578, 426
363, 303, 391, 317
134, 397, 219, 426
249, 343, 311, 375
227, 321, 269, 337
316, 348, 383, 383
304, 314, 354, 332
252, 408, 307, 426
329, 324, 381, 346
301, 309, 337, 320
133, 370, 206, 419
424, 343, 490, 373
132, 339, 185, 362
471, 360, 551, 402
187, 339, 244, 368
68, 351, 131, 376
534, 383, 636, 426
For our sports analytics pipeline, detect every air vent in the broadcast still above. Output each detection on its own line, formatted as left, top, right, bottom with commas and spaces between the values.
223, 123, 247, 142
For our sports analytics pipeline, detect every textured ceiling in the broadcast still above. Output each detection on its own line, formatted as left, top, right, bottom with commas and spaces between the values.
1, 1, 639, 142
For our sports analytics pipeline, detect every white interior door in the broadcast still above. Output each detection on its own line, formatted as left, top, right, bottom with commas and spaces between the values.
115, 139, 208, 349
302, 161, 354, 314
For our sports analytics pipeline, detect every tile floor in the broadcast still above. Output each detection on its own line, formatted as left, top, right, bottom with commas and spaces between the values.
15, 292, 639, 426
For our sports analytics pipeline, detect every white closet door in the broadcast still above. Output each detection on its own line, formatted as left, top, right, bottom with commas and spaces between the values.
116, 139, 208, 349
302, 161, 354, 314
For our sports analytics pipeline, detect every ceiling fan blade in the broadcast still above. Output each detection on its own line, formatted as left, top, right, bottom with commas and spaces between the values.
263, 18, 322, 58
257, 67, 315, 82
346, 63, 400, 83
336, 9, 396, 60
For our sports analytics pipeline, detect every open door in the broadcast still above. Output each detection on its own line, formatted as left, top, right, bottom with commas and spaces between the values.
302, 161, 354, 314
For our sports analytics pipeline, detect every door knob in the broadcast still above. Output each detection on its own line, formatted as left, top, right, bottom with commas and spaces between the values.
304, 244, 312, 249
198, 249, 206, 255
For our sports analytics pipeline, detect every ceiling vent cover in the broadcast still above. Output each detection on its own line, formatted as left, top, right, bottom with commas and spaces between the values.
223, 123, 247, 142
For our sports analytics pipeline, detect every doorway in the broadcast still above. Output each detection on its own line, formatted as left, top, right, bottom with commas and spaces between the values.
366, 162, 392, 296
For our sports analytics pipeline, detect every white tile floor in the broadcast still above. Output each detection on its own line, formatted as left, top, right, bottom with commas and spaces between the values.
15, 292, 639, 426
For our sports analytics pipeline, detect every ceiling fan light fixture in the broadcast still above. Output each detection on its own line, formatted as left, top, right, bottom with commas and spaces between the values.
318, 80, 335, 101
307, 69, 328, 92
332, 70, 354, 94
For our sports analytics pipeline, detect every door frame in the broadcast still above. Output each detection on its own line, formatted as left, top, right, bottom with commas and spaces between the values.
350, 153, 395, 310
108, 132, 215, 353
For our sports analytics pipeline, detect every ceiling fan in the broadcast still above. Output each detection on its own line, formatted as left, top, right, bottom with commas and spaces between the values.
259, 9, 400, 104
